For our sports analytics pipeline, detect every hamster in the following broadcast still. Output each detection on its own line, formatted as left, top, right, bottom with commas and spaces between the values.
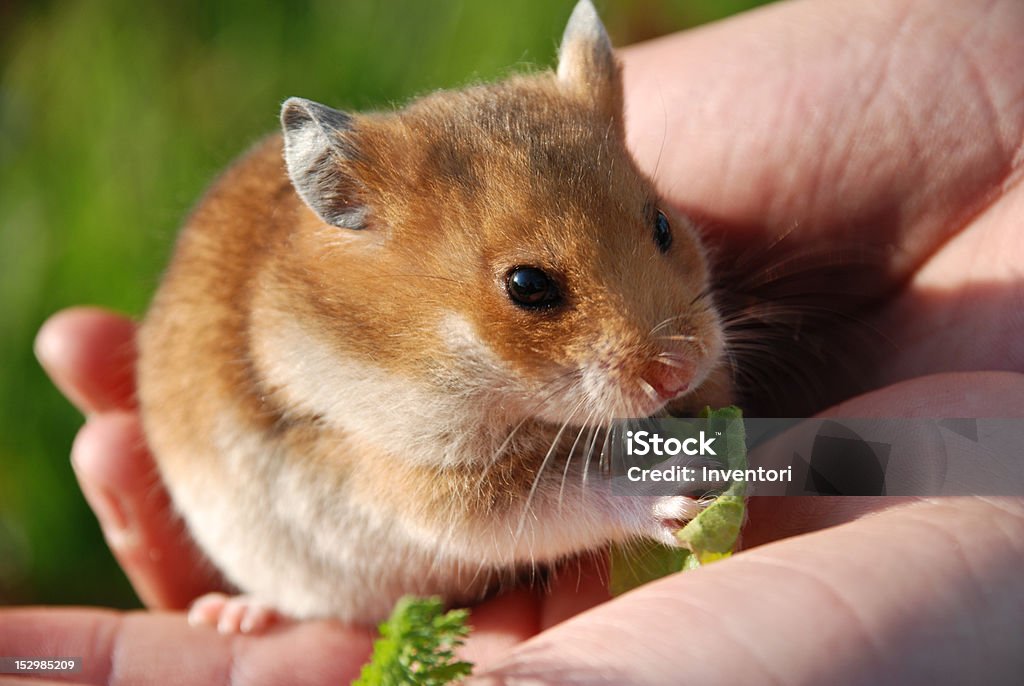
137, 0, 731, 629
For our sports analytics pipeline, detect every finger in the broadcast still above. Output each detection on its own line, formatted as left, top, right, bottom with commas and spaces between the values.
870, 187, 1024, 385
743, 371, 1024, 548
35, 307, 138, 415
468, 553, 626, 664
0, 607, 372, 686
619, 0, 1024, 287
472, 496, 1024, 685
537, 554, 611, 631
460, 589, 541, 671
71, 412, 225, 609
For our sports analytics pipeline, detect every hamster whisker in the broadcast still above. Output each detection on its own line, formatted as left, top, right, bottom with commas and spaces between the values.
348, 271, 470, 287
579, 415, 605, 491
649, 86, 669, 186
724, 338, 827, 411
717, 302, 820, 327
711, 242, 891, 412
637, 378, 660, 405
718, 300, 857, 325
512, 397, 587, 551
469, 371, 581, 495
656, 334, 699, 343
557, 409, 597, 513
658, 335, 708, 355
720, 304, 893, 368
730, 301, 894, 346
649, 313, 688, 336
652, 354, 690, 371
719, 242, 887, 294
596, 416, 615, 475
688, 284, 716, 308
493, 371, 579, 455
580, 407, 616, 484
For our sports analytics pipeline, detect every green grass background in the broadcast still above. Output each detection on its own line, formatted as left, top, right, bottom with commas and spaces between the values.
0, 0, 773, 608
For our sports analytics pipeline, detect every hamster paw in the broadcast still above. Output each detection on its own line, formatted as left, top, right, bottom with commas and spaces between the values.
188, 592, 282, 634
650, 495, 704, 546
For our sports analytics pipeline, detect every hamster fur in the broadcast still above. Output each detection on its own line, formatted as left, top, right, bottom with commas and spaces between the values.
137, 0, 731, 625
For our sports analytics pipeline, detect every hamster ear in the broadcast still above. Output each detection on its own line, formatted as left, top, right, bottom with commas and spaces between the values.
280, 97, 369, 230
556, 0, 622, 120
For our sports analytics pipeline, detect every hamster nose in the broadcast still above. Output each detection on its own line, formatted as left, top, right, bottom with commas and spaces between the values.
642, 358, 695, 401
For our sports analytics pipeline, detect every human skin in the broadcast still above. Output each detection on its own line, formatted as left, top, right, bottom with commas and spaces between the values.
11, 0, 1024, 683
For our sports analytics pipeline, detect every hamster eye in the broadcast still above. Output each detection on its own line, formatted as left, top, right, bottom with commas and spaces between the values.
653, 209, 672, 253
506, 267, 561, 309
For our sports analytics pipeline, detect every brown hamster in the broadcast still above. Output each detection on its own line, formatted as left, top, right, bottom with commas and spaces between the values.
137, 0, 731, 628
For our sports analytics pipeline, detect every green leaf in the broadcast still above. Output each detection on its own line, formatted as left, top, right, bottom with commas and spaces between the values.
610, 406, 747, 594
609, 539, 689, 596
674, 493, 745, 564
354, 596, 474, 686
701, 404, 748, 478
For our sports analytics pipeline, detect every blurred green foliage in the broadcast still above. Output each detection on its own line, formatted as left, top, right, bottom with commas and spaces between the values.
0, 0, 772, 608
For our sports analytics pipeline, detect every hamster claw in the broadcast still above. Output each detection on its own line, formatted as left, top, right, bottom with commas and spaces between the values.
651, 495, 704, 546
188, 592, 282, 634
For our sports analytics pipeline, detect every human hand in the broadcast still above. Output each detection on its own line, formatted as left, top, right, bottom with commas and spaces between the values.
13, 0, 1024, 683
24, 313, 1023, 686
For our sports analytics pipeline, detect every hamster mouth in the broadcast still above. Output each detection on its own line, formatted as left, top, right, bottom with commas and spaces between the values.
575, 370, 689, 422
573, 353, 719, 422
639, 354, 695, 403
520, 340, 724, 428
